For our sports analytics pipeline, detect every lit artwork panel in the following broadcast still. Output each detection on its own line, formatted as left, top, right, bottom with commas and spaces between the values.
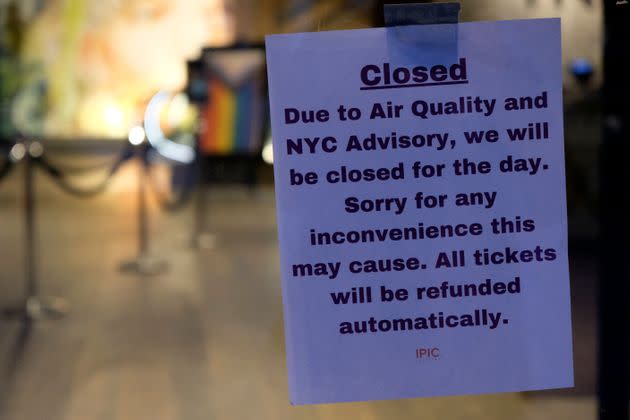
20, 0, 234, 138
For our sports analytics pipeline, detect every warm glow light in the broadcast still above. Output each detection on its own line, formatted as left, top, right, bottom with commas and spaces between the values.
128, 126, 146, 145
77, 93, 132, 138
104, 104, 124, 128
262, 141, 274, 165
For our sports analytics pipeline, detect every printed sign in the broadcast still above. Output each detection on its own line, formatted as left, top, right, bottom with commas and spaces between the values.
266, 18, 573, 404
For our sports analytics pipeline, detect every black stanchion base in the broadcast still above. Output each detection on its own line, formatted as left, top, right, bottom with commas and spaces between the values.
1, 296, 68, 321
191, 232, 218, 250
119, 254, 168, 275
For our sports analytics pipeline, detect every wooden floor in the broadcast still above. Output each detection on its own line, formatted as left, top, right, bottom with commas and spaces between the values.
0, 164, 597, 420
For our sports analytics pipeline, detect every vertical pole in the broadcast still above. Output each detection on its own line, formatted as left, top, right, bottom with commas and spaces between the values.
192, 151, 216, 249
1, 139, 67, 320
119, 141, 167, 275
138, 144, 149, 257
598, 2, 630, 420
24, 140, 37, 301
194, 151, 205, 241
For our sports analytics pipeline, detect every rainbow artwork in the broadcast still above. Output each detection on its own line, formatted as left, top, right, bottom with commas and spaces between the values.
200, 74, 265, 155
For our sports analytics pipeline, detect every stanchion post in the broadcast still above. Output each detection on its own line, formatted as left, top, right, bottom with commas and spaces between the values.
119, 140, 168, 275
24, 139, 36, 299
138, 142, 149, 256
2, 138, 67, 321
191, 143, 217, 249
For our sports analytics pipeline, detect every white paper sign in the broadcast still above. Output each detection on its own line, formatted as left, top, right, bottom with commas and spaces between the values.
266, 18, 573, 405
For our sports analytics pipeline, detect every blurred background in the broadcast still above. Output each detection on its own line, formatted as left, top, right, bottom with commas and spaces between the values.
0, 1, 627, 419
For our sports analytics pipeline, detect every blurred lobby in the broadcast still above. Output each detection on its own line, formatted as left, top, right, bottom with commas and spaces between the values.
0, 1, 628, 419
